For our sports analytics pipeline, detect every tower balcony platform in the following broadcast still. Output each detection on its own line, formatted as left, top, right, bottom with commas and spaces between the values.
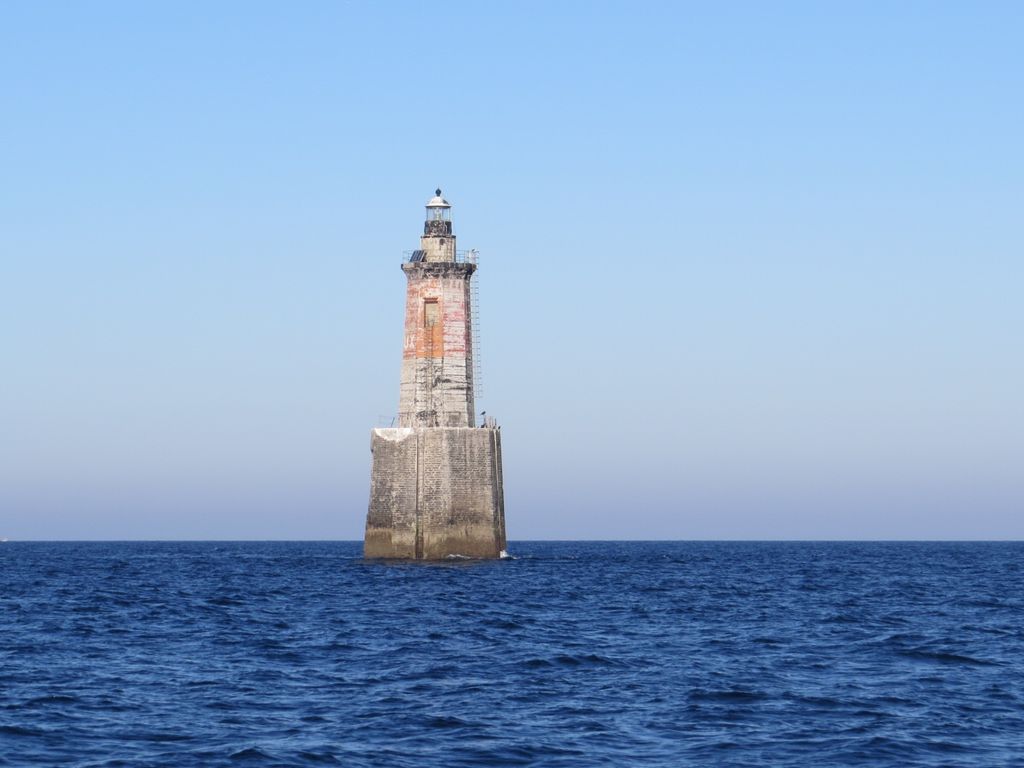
405, 249, 478, 264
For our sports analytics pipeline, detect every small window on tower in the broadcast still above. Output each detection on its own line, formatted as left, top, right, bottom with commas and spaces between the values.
424, 299, 439, 327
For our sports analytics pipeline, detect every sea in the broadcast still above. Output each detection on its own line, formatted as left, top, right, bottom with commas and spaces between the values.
2, 541, 1023, 767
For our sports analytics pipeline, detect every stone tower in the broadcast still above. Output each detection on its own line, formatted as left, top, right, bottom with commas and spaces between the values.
398, 191, 475, 429
364, 190, 506, 559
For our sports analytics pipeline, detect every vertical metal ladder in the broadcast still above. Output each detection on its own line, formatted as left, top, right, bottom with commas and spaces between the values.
468, 249, 483, 409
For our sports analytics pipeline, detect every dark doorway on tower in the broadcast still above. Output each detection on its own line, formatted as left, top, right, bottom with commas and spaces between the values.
423, 298, 438, 327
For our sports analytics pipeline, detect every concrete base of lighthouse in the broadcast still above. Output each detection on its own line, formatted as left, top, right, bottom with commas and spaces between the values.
365, 427, 506, 559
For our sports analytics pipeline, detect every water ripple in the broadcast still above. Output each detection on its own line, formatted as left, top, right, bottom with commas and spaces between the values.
3, 541, 1024, 766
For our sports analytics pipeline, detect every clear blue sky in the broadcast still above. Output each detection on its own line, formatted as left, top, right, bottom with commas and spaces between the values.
2, 2, 1021, 539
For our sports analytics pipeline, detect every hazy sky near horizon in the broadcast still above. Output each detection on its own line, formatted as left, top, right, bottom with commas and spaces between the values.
2, 2, 1022, 540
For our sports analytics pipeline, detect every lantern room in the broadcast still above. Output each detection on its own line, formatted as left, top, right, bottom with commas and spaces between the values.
424, 188, 453, 236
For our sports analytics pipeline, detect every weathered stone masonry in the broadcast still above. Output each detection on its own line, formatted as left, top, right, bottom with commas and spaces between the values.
398, 261, 476, 429
365, 427, 505, 559
364, 191, 506, 559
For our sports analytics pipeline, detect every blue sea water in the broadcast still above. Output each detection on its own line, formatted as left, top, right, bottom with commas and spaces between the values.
2, 541, 1024, 767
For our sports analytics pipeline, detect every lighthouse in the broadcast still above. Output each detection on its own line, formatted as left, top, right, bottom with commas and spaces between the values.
364, 190, 507, 559
398, 190, 476, 429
